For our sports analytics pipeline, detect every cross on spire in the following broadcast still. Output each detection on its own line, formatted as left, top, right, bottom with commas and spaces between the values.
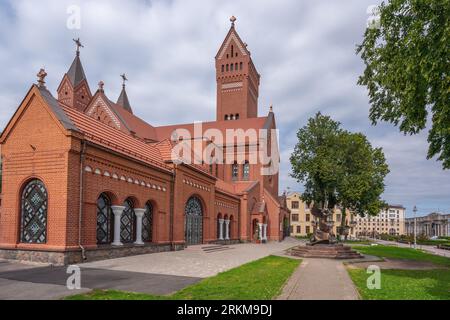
120, 73, 128, 88
73, 38, 84, 56
230, 16, 236, 27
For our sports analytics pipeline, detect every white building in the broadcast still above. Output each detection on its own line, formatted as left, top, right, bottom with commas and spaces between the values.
353, 205, 406, 237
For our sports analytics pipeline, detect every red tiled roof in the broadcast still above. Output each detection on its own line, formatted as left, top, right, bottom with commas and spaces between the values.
215, 179, 236, 194
233, 181, 259, 194
152, 139, 174, 162
154, 117, 269, 142
108, 100, 158, 142
61, 105, 170, 171
215, 180, 258, 195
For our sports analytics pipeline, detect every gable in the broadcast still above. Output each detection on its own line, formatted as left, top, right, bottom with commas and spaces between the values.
216, 29, 249, 60
0, 86, 71, 149
85, 95, 122, 130
57, 75, 74, 106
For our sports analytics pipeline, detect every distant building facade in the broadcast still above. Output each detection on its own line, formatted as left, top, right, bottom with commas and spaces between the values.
286, 192, 354, 237
286, 192, 406, 238
405, 212, 449, 237
353, 205, 406, 237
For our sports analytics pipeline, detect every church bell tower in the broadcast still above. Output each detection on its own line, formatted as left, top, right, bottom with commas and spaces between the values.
215, 17, 260, 121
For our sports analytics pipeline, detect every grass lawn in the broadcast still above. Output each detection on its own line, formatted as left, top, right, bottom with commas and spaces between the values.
342, 240, 373, 245
353, 245, 450, 267
66, 255, 300, 300
348, 268, 450, 300
348, 245, 450, 300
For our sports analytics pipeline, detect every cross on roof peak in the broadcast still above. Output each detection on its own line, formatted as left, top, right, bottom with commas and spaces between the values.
36, 68, 47, 88
230, 16, 237, 27
73, 38, 84, 56
120, 73, 128, 88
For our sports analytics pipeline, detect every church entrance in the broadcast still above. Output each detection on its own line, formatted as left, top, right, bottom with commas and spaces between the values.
185, 196, 203, 245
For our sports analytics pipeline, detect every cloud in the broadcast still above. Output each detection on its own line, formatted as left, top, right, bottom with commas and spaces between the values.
0, 0, 448, 217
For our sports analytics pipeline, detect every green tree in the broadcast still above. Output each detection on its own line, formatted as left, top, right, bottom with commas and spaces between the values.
357, 0, 450, 169
290, 113, 341, 210
335, 132, 390, 238
290, 113, 389, 239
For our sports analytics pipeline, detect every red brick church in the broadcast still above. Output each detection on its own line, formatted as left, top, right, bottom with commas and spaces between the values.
0, 18, 289, 265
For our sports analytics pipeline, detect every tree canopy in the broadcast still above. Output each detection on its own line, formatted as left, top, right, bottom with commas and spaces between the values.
357, 0, 450, 169
290, 113, 390, 224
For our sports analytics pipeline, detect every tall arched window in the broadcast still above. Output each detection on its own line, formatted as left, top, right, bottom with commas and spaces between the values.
243, 161, 250, 180
232, 161, 239, 180
142, 202, 153, 242
224, 115, 229, 121
20, 179, 48, 243
235, 113, 240, 120
97, 193, 113, 244
217, 214, 222, 239
229, 215, 234, 239
121, 198, 136, 243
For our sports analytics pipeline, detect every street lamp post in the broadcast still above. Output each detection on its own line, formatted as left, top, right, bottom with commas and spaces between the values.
413, 205, 417, 249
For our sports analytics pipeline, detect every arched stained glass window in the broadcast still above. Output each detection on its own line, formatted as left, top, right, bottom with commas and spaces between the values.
21, 179, 48, 243
121, 199, 136, 243
97, 193, 112, 244
142, 202, 153, 242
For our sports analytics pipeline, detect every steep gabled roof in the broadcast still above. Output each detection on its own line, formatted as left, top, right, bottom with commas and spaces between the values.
108, 99, 157, 142
216, 24, 250, 59
67, 55, 87, 87
38, 86, 78, 131
0, 85, 79, 144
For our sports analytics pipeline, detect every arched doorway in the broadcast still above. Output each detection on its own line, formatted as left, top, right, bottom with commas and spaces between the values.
229, 215, 234, 239
185, 196, 203, 245
20, 179, 48, 243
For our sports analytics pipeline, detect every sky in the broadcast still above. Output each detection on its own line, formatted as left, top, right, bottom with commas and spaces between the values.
0, 0, 448, 218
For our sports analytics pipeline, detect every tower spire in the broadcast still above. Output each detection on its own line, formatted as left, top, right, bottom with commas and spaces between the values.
57, 38, 92, 111
117, 74, 133, 113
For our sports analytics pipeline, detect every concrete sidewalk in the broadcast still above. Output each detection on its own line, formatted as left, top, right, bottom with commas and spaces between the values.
277, 259, 360, 300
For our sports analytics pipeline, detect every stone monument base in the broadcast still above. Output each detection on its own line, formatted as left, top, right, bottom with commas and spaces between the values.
288, 244, 362, 259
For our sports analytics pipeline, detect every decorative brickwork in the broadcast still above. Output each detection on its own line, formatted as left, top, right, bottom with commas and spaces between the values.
0, 19, 287, 265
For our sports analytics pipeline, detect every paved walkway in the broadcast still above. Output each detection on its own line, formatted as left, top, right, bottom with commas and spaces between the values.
82, 238, 299, 278
0, 238, 299, 299
277, 258, 360, 300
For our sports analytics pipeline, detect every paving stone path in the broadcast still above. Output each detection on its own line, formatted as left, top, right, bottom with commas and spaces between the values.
277, 258, 360, 300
